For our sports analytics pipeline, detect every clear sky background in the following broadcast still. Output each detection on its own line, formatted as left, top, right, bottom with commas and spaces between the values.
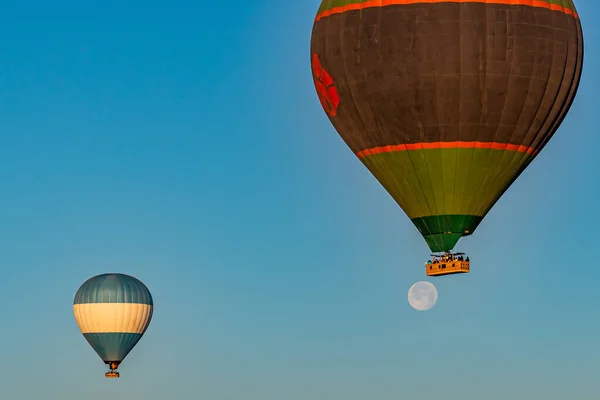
0, 1, 597, 399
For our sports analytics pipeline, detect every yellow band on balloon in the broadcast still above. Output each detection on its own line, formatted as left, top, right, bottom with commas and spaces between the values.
73, 303, 153, 334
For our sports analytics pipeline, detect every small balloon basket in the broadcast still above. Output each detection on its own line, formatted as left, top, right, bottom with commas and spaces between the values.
105, 361, 120, 378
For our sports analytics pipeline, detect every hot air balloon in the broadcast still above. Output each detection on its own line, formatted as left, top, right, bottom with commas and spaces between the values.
73, 273, 153, 378
310, 0, 583, 276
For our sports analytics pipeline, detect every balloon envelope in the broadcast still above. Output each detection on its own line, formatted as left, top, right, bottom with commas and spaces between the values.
310, 0, 584, 252
73, 273, 153, 365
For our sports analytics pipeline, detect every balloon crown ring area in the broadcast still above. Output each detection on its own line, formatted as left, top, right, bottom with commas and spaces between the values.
425, 251, 470, 277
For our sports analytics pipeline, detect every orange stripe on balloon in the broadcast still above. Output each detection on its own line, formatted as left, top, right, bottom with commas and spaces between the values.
315, 0, 579, 22
355, 141, 538, 159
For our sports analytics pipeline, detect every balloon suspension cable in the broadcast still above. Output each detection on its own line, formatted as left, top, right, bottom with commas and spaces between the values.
430, 250, 468, 259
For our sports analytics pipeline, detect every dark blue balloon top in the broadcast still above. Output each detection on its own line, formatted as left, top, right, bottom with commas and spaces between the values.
73, 273, 153, 305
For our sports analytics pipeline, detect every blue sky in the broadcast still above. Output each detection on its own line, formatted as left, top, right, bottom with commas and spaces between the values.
0, 1, 598, 399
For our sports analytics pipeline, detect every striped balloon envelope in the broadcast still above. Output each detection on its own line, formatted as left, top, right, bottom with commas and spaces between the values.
73, 273, 153, 378
310, 0, 583, 273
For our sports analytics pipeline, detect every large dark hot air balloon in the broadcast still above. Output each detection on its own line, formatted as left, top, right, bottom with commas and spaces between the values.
310, 0, 583, 276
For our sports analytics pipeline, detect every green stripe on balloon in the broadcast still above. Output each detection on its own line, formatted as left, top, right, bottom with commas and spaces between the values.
411, 215, 483, 252
359, 147, 532, 251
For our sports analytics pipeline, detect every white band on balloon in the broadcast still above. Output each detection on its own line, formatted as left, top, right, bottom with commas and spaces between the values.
73, 303, 153, 334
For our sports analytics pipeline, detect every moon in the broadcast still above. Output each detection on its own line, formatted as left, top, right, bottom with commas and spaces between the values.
408, 281, 438, 311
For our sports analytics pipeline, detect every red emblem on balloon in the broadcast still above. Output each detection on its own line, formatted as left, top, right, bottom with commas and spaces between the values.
312, 53, 340, 117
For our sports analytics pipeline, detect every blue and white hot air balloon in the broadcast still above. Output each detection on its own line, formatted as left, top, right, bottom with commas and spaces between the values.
73, 273, 154, 378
